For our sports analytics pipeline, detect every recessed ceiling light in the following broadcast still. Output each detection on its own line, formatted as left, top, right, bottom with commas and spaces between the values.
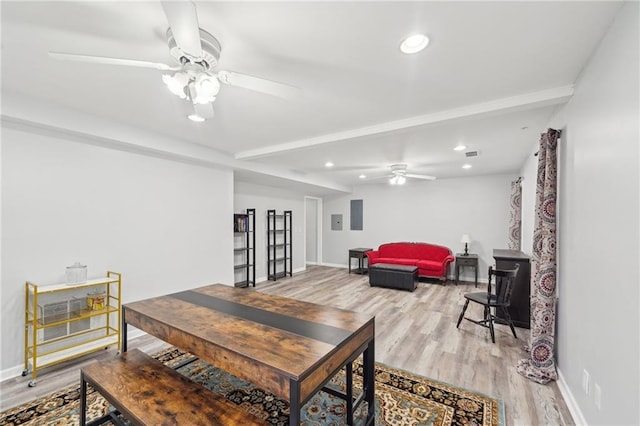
400, 34, 429, 54
187, 114, 205, 122
359, 174, 367, 179
462, 164, 472, 169
454, 145, 466, 151
325, 162, 334, 168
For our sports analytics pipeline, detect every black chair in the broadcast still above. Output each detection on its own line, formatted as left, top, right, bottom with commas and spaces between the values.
456, 264, 520, 343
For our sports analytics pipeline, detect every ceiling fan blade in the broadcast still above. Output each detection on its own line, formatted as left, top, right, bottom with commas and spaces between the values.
193, 102, 215, 119
406, 173, 437, 181
49, 52, 179, 71
216, 70, 300, 100
162, 1, 203, 59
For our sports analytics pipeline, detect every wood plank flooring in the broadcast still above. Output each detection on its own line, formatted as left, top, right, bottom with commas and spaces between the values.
0, 265, 574, 425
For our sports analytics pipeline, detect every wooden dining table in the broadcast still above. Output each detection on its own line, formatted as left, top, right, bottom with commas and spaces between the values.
122, 284, 375, 425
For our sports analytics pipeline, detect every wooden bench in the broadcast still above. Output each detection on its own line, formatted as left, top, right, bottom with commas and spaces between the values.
80, 348, 266, 426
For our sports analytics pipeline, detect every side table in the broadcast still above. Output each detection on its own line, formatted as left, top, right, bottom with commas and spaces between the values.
455, 254, 478, 286
349, 248, 372, 274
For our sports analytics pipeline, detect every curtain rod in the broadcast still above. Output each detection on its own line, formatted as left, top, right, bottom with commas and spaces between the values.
534, 129, 562, 156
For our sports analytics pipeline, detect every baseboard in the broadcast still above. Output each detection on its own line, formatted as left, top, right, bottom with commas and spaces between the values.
455, 276, 489, 284
0, 363, 26, 382
557, 367, 586, 425
0, 329, 148, 382
321, 262, 348, 268
305, 261, 318, 266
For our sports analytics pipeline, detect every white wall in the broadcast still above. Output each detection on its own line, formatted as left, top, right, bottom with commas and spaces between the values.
234, 181, 306, 282
520, 3, 639, 424
1, 125, 234, 374
322, 174, 514, 281
305, 197, 318, 264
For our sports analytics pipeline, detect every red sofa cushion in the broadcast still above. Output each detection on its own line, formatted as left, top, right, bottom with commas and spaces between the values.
416, 259, 445, 274
376, 257, 418, 266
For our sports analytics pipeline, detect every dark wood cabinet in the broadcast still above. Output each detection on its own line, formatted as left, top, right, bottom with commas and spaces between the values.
493, 249, 530, 329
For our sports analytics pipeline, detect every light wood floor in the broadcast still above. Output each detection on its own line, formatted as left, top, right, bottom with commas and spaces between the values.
1, 265, 574, 425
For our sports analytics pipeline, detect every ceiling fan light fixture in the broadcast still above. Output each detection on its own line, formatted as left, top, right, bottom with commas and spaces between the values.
400, 34, 429, 54
195, 73, 220, 97
162, 72, 189, 99
187, 80, 217, 105
389, 175, 407, 185
187, 113, 205, 122
192, 94, 216, 105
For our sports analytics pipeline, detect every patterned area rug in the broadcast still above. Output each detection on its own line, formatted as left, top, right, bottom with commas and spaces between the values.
1, 347, 504, 426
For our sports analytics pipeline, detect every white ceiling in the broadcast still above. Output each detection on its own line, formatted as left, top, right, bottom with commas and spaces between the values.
1, 1, 622, 193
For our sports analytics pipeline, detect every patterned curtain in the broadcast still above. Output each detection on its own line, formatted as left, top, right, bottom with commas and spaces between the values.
516, 128, 559, 384
508, 179, 522, 250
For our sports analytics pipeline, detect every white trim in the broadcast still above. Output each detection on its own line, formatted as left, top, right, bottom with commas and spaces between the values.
322, 262, 349, 269
0, 364, 26, 382
316, 198, 323, 265
235, 86, 574, 160
304, 196, 323, 267
557, 368, 585, 425
455, 276, 490, 284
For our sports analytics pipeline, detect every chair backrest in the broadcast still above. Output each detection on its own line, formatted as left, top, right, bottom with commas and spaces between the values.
487, 264, 520, 306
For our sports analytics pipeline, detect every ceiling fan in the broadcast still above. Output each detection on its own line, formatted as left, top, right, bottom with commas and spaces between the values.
49, 1, 298, 121
372, 164, 436, 185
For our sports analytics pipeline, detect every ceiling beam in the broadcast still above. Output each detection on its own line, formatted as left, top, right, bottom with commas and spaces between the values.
235, 85, 574, 160
1, 92, 352, 194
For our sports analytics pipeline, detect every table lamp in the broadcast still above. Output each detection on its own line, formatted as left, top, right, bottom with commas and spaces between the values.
460, 234, 472, 255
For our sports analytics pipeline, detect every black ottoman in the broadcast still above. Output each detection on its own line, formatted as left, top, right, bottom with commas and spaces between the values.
369, 263, 418, 292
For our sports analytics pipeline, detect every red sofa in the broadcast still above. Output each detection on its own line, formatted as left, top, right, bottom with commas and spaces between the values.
365, 242, 455, 281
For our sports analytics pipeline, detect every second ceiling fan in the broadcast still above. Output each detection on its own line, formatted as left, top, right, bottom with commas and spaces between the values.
369, 164, 436, 185
49, 1, 298, 121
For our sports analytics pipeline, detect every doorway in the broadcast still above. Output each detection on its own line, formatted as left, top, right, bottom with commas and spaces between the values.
304, 196, 322, 266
